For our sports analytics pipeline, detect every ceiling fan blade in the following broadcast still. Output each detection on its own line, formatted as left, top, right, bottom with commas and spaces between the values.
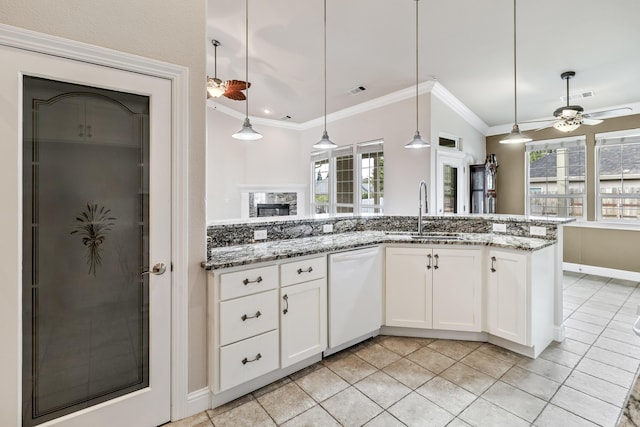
533, 122, 554, 131
225, 79, 251, 91
583, 107, 632, 119
520, 118, 555, 124
223, 91, 246, 101
583, 118, 603, 126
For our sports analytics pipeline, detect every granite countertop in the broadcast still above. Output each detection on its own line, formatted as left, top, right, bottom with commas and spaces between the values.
203, 231, 554, 270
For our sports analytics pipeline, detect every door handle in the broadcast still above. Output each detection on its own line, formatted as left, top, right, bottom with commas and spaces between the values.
490, 256, 497, 273
141, 262, 166, 276
426, 254, 432, 270
434, 254, 439, 270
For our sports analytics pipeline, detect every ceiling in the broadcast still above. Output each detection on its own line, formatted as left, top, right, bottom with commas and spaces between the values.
206, 0, 640, 133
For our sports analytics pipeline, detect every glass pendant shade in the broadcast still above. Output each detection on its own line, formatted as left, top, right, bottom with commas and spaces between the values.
404, 130, 430, 149
232, 117, 262, 140
500, 124, 532, 144
207, 77, 225, 98
313, 130, 337, 149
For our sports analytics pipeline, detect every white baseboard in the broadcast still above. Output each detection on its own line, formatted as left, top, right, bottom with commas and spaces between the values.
181, 387, 210, 420
564, 262, 640, 282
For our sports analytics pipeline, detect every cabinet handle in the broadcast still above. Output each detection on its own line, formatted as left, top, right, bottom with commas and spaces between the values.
297, 266, 313, 274
434, 254, 439, 270
490, 256, 497, 273
426, 254, 432, 270
241, 353, 262, 365
77, 124, 84, 137
241, 311, 262, 321
282, 294, 289, 314
86, 124, 93, 138
242, 276, 263, 285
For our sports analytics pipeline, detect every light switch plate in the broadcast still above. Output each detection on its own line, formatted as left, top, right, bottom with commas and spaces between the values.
530, 226, 547, 237
492, 223, 507, 232
254, 229, 267, 240
323, 224, 334, 233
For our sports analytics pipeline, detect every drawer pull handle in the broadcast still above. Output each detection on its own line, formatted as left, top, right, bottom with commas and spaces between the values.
241, 353, 262, 365
241, 311, 262, 321
242, 276, 263, 285
434, 254, 439, 270
426, 254, 432, 270
282, 294, 289, 314
297, 266, 313, 274
490, 256, 497, 273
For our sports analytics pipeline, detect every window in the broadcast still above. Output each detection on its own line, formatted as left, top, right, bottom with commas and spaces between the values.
596, 130, 640, 222
525, 136, 586, 219
310, 140, 384, 214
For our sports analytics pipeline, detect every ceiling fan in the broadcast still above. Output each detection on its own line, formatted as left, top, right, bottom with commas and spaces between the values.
206, 39, 251, 101
524, 71, 631, 132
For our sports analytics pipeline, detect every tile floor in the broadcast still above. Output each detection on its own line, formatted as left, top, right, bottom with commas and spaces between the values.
170, 272, 640, 427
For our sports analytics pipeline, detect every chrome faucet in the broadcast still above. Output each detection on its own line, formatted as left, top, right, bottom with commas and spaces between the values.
418, 180, 428, 234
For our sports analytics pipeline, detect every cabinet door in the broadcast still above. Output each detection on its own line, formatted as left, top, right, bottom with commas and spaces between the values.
432, 248, 482, 332
280, 279, 327, 368
487, 249, 529, 345
385, 247, 432, 328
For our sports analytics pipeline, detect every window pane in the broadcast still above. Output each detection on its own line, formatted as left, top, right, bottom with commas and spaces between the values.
598, 142, 640, 221
361, 152, 383, 212
335, 154, 353, 205
600, 197, 640, 220
529, 197, 584, 217
313, 158, 329, 213
443, 165, 458, 213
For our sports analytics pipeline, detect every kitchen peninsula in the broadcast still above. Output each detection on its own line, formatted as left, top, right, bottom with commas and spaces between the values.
204, 214, 573, 408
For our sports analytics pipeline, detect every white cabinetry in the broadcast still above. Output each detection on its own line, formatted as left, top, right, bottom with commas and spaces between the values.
486, 245, 555, 357
280, 257, 327, 368
385, 246, 482, 332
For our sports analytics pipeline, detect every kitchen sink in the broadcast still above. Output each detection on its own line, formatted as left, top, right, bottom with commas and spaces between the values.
385, 231, 463, 240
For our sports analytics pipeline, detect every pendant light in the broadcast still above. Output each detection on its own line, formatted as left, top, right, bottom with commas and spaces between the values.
312, 0, 338, 150
500, 0, 531, 144
207, 40, 226, 98
232, 0, 262, 140
404, 0, 430, 149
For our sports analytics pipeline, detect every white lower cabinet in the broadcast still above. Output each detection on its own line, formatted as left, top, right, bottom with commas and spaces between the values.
385, 246, 482, 332
219, 330, 279, 391
486, 245, 555, 354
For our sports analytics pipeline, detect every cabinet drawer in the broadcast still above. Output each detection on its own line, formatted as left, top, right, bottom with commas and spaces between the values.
219, 290, 278, 346
219, 330, 279, 391
280, 256, 326, 287
220, 265, 278, 300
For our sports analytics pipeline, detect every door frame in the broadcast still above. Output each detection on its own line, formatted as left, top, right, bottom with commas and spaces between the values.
0, 24, 191, 423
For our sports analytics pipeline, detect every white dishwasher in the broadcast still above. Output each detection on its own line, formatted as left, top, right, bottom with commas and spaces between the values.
326, 246, 382, 355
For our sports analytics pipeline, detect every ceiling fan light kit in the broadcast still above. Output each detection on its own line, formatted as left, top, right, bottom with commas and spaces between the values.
500, 0, 531, 144
313, 0, 338, 150
207, 40, 226, 98
404, 0, 430, 149
232, 0, 262, 141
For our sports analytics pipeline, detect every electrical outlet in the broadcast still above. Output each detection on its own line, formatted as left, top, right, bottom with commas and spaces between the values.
254, 229, 267, 240
323, 224, 334, 233
530, 226, 547, 237
492, 223, 507, 233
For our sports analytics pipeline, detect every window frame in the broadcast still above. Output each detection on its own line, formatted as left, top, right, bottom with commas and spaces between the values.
595, 129, 640, 223
524, 136, 587, 220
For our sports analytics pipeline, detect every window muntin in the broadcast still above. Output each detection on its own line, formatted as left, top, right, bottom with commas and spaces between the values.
526, 137, 586, 219
596, 131, 640, 222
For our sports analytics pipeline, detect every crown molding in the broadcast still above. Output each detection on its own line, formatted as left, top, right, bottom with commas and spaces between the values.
430, 82, 489, 135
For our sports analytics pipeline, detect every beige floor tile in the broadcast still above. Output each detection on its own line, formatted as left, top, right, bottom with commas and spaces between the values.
533, 403, 599, 427
475, 343, 523, 365
210, 400, 276, 427
585, 346, 640, 373
517, 355, 572, 383
363, 411, 406, 427
595, 336, 640, 359
575, 357, 636, 389
416, 376, 477, 415
551, 385, 621, 427
446, 418, 473, 427
355, 343, 402, 369
288, 361, 324, 381
547, 338, 590, 356
460, 350, 514, 378
387, 391, 454, 427
440, 362, 496, 395
321, 387, 382, 427
376, 335, 426, 356
167, 411, 212, 427
564, 318, 606, 335
481, 381, 546, 422
538, 345, 582, 368
407, 346, 456, 374
427, 340, 475, 360
324, 353, 377, 384
207, 393, 254, 418
294, 366, 349, 402
459, 398, 530, 427
569, 311, 610, 327
565, 370, 630, 407
354, 371, 411, 408
501, 366, 560, 401
252, 376, 292, 398
256, 382, 315, 425
383, 357, 435, 389
280, 405, 340, 427
564, 327, 599, 345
